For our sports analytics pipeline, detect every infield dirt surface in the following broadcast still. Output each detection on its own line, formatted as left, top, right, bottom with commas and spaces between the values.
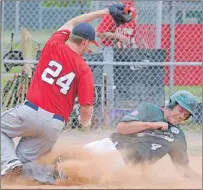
1, 129, 202, 189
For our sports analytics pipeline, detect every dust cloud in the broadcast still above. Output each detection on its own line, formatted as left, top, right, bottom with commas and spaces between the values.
1, 131, 202, 189
39, 143, 202, 189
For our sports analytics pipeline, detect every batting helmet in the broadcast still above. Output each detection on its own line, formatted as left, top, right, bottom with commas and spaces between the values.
168, 91, 197, 117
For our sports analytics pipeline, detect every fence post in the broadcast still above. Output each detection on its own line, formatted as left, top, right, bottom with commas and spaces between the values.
15, 1, 20, 42
169, 1, 176, 97
103, 47, 114, 128
156, 1, 162, 49
20, 27, 33, 76
103, 73, 109, 128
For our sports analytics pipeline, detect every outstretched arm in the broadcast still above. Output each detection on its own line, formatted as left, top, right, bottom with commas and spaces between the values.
97, 32, 130, 44
169, 133, 202, 181
58, 8, 109, 32
175, 164, 202, 181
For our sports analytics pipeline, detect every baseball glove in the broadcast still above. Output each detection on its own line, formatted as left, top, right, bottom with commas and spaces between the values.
108, 3, 136, 27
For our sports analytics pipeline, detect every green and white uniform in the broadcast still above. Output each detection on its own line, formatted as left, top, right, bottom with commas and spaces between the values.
110, 103, 189, 166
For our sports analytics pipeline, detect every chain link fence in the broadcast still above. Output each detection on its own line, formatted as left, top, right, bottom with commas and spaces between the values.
1, 0, 202, 129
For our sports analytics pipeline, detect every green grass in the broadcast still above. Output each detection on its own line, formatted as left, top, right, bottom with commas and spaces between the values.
3, 30, 53, 47
10, 66, 22, 73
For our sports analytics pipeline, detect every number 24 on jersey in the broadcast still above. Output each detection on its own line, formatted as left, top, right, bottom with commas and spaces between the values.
41, 60, 75, 95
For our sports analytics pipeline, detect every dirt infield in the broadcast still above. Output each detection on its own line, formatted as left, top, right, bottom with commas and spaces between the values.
2, 129, 202, 189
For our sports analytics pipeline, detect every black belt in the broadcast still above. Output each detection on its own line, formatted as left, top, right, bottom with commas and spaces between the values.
24, 101, 64, 122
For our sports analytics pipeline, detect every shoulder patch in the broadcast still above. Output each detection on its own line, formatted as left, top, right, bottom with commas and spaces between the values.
170, 127, 180, 134
131, 110, 139, 116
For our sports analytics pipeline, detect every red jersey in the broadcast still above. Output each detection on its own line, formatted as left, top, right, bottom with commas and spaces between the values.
97, 15, 136, 48
26, 30, 94, 122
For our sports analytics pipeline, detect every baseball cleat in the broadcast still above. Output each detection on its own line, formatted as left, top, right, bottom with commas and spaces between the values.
1, 160, 23, 176
56, 156, 67, 164
53, 169, 68, 180
53, 156, 69, 180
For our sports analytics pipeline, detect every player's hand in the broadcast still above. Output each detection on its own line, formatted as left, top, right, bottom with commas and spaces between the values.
151, 122, 168, 131
117, 35, 130, 44
78, 115, 92, 128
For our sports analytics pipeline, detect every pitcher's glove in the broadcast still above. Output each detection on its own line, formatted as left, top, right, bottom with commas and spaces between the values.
108, 3, 136, 27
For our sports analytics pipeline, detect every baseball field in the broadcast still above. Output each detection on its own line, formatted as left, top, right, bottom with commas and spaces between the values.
1, 128, 202, 189
1, 1, 202, 189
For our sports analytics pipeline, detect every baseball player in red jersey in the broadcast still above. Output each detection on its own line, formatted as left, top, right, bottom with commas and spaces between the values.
1, 6, 111, 177
27, 25, 95, 124
97, 0, 137, 48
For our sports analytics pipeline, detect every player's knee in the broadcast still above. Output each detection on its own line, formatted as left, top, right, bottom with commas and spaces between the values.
16, 147, 29, 163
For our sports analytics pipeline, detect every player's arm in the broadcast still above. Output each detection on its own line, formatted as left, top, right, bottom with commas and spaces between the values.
96, 15, 130, 44
168, 135, 202, 181
116, 121, 168, 134
47, 6, 110, 45
57, 8, 109, 32
116, 104, 168, 135
77, 68, 94, 128
174, 164, 202, 181
79, 105, 93, 128
97, 32, 130, 44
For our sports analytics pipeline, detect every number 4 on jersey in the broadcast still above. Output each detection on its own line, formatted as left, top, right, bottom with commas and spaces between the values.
41, 60, 75, 95
151, 143, 162, 150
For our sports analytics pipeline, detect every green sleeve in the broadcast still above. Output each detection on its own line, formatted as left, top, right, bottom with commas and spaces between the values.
121, 103, 149, 122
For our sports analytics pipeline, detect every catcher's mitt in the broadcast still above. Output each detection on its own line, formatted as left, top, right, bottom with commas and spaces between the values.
108, 3, 136, 27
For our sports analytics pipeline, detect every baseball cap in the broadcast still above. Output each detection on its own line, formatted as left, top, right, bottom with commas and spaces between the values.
72, 22, 99, 47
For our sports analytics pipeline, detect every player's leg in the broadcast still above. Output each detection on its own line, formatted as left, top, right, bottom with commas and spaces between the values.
84, 138, 117, 153
20, 155, 68, 185
1, 132, 23, 176
20, 139, 124, 185
1, 105, 31, 176
15, 114, 64, 163
22, 161, 56, 184
14, 110, 64, 184
32, 138, 126, 184
84, 138, 126, 167
1, 103, 64, 176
